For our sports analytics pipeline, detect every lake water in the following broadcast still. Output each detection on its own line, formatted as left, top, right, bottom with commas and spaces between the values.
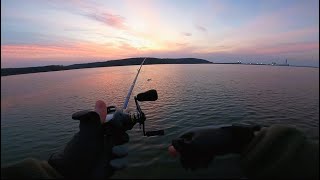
1, 64, 319, 178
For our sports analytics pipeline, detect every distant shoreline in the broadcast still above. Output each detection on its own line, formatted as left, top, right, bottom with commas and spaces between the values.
1, 58, 212, 76
1, 57, 318, 77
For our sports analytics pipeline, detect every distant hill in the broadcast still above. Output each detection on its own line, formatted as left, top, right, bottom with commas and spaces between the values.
1, 57, 212, 76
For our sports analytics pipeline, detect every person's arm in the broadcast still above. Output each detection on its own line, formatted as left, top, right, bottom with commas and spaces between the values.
1, 110, 104, 179
241, 124, 319, 179
1, 100, 130, 179
48, 100, 132, 178
1, 158, 63, 179
1, 111, 102, 179
170, 124, 319, 179
48, 110, 105, 178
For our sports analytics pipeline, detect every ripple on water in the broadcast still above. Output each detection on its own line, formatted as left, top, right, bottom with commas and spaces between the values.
1, 65, 319, 178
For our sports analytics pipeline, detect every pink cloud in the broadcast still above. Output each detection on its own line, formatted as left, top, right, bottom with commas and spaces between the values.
50, 0, 128, 30
1, 42, 137, 61
86, 12, 128, 30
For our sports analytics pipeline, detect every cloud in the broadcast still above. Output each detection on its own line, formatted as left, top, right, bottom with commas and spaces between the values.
175, 42, 189, 47
1, 42, 136, 63
63, 28, 98, 32
47, 0, 128, 30
117, 41, 139, 51
85, 12, 127, 30
182, 32, 192, 36
195, 24, 207, 32
241, 42, 319, 55
208, 3, 320, 56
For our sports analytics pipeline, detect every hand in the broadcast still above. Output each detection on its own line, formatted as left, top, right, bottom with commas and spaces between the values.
169, 124, 261, 170
48, 100, 130, 178
93, 101, 130, 178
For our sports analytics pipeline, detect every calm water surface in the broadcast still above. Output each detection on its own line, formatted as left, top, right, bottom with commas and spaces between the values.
1, 64, 319, 178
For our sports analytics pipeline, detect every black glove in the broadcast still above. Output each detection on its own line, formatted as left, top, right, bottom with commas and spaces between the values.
48, 110, 129, 178
171, 124, 261, 170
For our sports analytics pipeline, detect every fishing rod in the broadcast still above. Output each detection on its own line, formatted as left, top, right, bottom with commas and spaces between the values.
122, 57, 147, 110
105, 57, 164, 137
71, 57, 164, 178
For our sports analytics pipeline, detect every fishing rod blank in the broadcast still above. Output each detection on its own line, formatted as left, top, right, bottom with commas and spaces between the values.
122, 57, 147, 110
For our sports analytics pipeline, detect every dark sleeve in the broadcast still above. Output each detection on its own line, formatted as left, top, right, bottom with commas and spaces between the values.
1, 158, 63, 179
48, 111, 104, 178
241, 124, 319, 179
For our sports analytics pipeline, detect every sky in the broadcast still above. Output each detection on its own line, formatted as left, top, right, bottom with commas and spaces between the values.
1, 0, 319, 68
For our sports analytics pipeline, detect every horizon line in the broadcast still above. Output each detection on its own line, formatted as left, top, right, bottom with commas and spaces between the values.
1, 57, 319, 70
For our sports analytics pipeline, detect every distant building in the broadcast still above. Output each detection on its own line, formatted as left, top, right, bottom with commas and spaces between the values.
277, 59, 289, 66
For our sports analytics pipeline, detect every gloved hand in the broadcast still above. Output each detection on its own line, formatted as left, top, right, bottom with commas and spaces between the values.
169, 124, 261, 170
48, 100, 130, 178
97, 108, 134, 177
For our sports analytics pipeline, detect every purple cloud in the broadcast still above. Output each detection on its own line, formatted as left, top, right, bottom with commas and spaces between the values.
195, 25, 207, 32
182, 32, 192, 36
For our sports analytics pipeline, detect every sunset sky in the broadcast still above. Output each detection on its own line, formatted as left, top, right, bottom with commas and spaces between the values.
1, 0, 319, 68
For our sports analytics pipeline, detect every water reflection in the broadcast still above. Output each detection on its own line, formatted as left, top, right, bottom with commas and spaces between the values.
1, 64, 319, 178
